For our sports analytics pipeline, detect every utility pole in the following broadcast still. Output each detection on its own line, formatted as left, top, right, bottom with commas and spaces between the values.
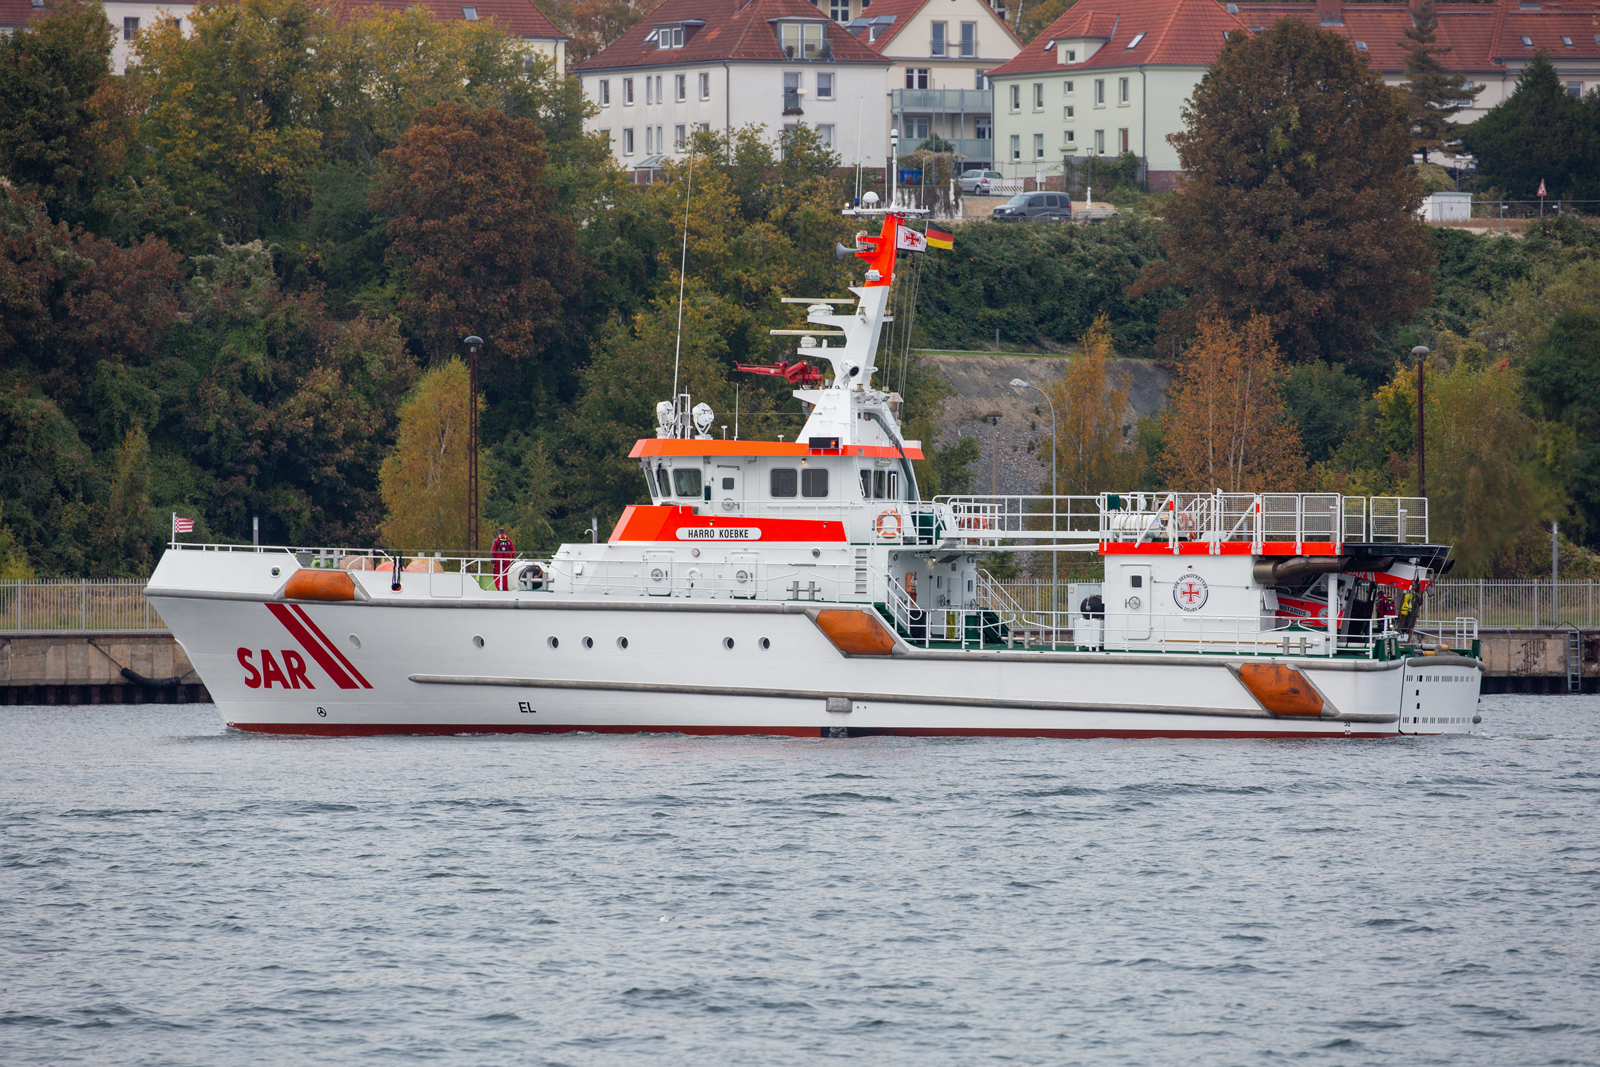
1411, 346, 1429, 498
465, 335, 483, 553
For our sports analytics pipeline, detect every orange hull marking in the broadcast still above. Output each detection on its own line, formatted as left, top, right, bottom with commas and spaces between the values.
282, 570, 356, 602
812, 609, 898, 657
1235, 663, 1324, 717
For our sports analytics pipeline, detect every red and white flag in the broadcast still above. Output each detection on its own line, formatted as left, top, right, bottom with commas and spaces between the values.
172, 514, 194, 535
895, 225, 927, 252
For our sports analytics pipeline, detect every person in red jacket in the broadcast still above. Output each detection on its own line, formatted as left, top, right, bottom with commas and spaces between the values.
491, 527, 515, 591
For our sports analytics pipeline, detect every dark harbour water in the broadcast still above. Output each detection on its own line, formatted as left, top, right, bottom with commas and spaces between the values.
3, 697, 1599, 1067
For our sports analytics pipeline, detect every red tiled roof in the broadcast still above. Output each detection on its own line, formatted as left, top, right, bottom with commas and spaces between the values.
985, 0, 1248, 77
853, 0, 1021, 53
576, 0, 890, 70
333, 0, 567, 38
0, 0, 566, 38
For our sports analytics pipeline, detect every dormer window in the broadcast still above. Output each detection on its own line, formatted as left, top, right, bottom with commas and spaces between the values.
657, 24, 685, 49
462, 6, 477, 19
1126, 32, 1145, 49
780, 21, 827, 60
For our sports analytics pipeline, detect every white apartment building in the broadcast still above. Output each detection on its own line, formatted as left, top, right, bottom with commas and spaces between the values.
576, 0, 891, 173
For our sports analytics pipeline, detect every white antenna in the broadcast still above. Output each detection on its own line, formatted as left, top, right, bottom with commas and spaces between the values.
671, 156, 694, 411
855, 98, 863, 201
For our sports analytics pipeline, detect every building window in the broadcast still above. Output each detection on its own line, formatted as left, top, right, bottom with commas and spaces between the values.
1009, 83, 1020, 111
1119, 77, 1129, 104
831, 0, 850, 22
906, 116, 929, 140
931, 21, 947, 57
816, 72, 834, 99
645, 77, 653, 105
123, 16, 139, 40
599, 128, 610, 146
1010, 134, 1020, 160
906, 67, 929, 90
1094, 79, 1105, 105
462, 7, 477, 19
817, 123, 835, 149
623, 128, 635, 155
1063, 80, 1074, 94
623, 77, 634, 105
1094, 129, 1105, 153
1568, 82, 1583, 98
657, 125, 663, 152
675, 74, 686, 101
1064, 49, 1076, 62
1064, 129, 1075, 145
1064, 105, 1074, 119
1033, 83, 1044, 108
1520, 35, 1533, 47
598, 79, 610, 106
1126, 31, 1145, 49
1560, 35, 1573, 46
645, 126, 653, 153
655, 75, 663, 102
655, 24, 684, 49
699, 72, 711, 99
699, 122, 710, 133
674, 124, 685, 149
780, 22, 826, 59
1034, 133, 1044, 159
960, 22, 976, 57
976, 69, 988, 90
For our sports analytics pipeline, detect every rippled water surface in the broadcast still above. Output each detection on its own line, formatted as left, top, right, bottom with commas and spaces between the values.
3, 696, 1599, 1066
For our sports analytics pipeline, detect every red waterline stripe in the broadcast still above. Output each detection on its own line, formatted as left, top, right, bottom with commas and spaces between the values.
227, 722, 1394, 740
265, 603, 359, 690
290, 604, 371, 688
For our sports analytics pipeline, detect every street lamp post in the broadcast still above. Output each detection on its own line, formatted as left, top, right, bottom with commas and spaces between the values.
1012, 377, 1059, 603
465, 335, 484, 553
1411, 345, 1428, 498
888, 128, 899, 208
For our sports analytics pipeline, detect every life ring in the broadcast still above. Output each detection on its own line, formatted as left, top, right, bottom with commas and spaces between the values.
874, 510, 903, 538
957, 514, 990, 530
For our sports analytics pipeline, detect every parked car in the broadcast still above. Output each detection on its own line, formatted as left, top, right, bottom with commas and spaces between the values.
959, 169, 1005, 195
992, 192, 1072, 221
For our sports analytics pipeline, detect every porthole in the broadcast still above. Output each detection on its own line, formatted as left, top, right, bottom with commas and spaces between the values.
759, 637, 770, 650
723, 637, 735, 650
617, 637, 629, 650
735, 569, 750, 584
650, 567, 666, 582
472, 635, 484, 649
548, 636, 559, 649
271, 567, 281, 577
348, 634, 361, 650
583, 636, 595, 649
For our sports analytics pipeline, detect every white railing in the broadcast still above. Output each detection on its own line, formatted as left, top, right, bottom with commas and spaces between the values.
0, 579, 168, 632
935, 492, 1430, 547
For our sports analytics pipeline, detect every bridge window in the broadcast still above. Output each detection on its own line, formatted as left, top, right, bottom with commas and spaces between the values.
802, 468, 829, 497
673, 468, 703, 497
860, 469, 899, 499
771, 468, 798, 497
655, 464, 671, 496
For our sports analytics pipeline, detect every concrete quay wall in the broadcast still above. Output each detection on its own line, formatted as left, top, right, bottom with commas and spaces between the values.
0, 632, 210, 705
1477, 628, 1599, 694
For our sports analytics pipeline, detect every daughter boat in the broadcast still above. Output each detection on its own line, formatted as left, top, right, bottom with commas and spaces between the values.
145, 201, 1484, 738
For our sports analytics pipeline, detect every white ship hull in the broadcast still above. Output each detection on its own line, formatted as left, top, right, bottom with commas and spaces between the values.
147, 552, 1482, 739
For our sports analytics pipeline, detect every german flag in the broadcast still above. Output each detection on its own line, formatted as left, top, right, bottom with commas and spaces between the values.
925, 225, 953, 249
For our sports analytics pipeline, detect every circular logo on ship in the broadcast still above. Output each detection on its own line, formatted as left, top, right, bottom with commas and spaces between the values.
1173, 573, 1209, 612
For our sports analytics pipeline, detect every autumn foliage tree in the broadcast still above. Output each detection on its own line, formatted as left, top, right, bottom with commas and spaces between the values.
370, 102, 584, 394
1159, 315, 1305, 492
378, 358, 488, 552
1144, 19, 1431, 367
1042, 314, 1140, 496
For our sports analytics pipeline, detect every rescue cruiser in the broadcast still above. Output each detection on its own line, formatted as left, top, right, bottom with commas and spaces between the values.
145, 197, 1485, 738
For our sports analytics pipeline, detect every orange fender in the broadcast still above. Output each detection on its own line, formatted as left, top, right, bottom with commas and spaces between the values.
283, 569, 356, 602
1234, 663, 1324, 717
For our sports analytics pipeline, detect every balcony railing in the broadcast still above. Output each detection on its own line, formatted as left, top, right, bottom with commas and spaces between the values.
892, 88, 992, 112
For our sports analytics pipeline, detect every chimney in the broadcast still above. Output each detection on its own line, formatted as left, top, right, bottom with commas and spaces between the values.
1316, 0, 1343, 25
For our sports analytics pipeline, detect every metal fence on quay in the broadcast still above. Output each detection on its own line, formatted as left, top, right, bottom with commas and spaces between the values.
0, 579, 167, 632
2, 576, 1597, 635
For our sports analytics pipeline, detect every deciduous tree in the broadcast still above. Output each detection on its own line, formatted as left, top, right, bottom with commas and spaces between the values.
1159, 314, 1305, 491
1141, 19, 1431, 367
377, 358, 488, 551
1042, 313, 1140, 496
370, 102, 585, 391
